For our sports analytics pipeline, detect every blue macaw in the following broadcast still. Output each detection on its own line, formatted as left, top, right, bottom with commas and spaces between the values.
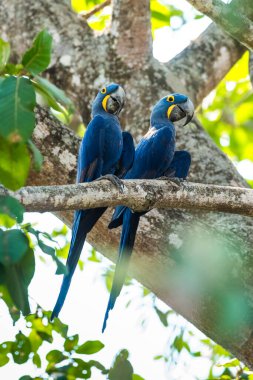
51, 83, 135, 320
102, 93, 194, 332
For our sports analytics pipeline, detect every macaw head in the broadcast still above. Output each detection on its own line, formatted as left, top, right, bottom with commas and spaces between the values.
92, 83, 126, 117
151, 93, 194, 127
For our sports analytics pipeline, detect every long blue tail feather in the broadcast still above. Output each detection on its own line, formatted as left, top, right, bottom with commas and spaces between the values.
51, 208, 106, 320
102, 209, 140, 332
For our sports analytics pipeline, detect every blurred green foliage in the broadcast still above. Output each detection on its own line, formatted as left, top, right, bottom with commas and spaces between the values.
198, 51, 253, 186
0, 28, 74, 326
0, 309, 143, 379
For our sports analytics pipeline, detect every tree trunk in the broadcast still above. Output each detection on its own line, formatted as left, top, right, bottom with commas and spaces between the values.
1, 0, 253, 367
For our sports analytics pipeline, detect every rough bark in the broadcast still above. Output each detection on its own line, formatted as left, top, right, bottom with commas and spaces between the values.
169, 23, 245, 106
111, 0, 153, 68
1, 0, 253, 368
186, 0, 253, 50
4, 181, 253, 218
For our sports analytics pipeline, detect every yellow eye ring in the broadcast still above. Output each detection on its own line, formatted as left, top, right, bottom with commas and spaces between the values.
101, 87, 107, 94
167, 95, 175, 102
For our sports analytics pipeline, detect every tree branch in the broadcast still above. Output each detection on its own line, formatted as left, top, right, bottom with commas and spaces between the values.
4, 181, 253, 218
186, 0, 253, 50
79, 0, 111, 20
110, 0, 152, 68
168, 23, 245, 106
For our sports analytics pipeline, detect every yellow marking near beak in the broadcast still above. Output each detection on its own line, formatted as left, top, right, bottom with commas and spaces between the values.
102, 95, 110, 112
167, 104, 176, 119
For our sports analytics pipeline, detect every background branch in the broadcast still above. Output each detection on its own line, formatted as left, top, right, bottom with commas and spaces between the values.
186, 0, 253, 50
4, 181, 253, 217
79, 0, 111, 20
168, 23, 245, 106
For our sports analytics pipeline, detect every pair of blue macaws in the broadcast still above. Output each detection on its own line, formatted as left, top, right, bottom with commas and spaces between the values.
51, 83, 194, 332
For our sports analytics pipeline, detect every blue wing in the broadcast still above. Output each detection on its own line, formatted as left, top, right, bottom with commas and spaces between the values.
109, 127, 175, 229
115, 131, 135, 178
77, 115, 106, 183
164, 150, 191, 179
124, 126, 175, 180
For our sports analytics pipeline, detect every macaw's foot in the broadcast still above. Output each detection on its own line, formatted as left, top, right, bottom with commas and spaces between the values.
157, 176, 183, 188
95, 174, 124, 193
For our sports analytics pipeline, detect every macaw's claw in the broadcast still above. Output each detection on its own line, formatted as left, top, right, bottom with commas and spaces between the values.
95, 174, 124, 193
157, 176, 183, 188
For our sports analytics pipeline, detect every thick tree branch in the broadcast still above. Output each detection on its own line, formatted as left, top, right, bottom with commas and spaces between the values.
3, 181, 253, 217
168, 23, 245, 106
186, 0, 253, 50
110, 0, 152, 68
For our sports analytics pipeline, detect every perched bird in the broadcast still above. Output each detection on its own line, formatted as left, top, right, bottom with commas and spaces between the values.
51, 83, 134, 320
102, 93, 194, 332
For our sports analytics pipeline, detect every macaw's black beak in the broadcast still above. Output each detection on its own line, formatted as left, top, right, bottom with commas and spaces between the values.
169, 98, 194, 126
107, 86, 126, 115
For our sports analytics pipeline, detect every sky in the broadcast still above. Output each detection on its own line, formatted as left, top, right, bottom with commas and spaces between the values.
0, 1, 245, 379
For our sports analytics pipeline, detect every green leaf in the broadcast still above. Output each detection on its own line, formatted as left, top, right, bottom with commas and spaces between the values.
0, 76, 36, 142
11, 332, 32, 364
28, 330, 43, 353
32, 79, 68, 115
0, 195, 25, 223
76, 340, 105, 355
0, 353, 9, 367
88, 248, 101, 262
24, 225, 66, 275
28, 140, 44, 172
64, 334, 79, 352
132, 375, 145, 380
5, 63, 24, 75
0, 229, 29, 265
50, 315, 69, 338
153, 355, 163, 360
0, 38, 10, 72
22, 29, 53, 75
0, 284, 21, 322
217, 358, 241, 368
109, 349, 133, 380
150, 0, 183, 32
154, 306, 170, 327
0, 341, 12, 355
34, 76, 74, 111
195, 14, 204, 19
5, 248, 35, 315
0, 137, 31, 190
33, 353, 42, 368
0, 213, 16, 228
46, 349, 67, 364
38, 239, 66, 274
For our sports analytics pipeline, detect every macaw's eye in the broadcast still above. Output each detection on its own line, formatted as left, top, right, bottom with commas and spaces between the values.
101, 87, 107, 94
167, 95, 175, 102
